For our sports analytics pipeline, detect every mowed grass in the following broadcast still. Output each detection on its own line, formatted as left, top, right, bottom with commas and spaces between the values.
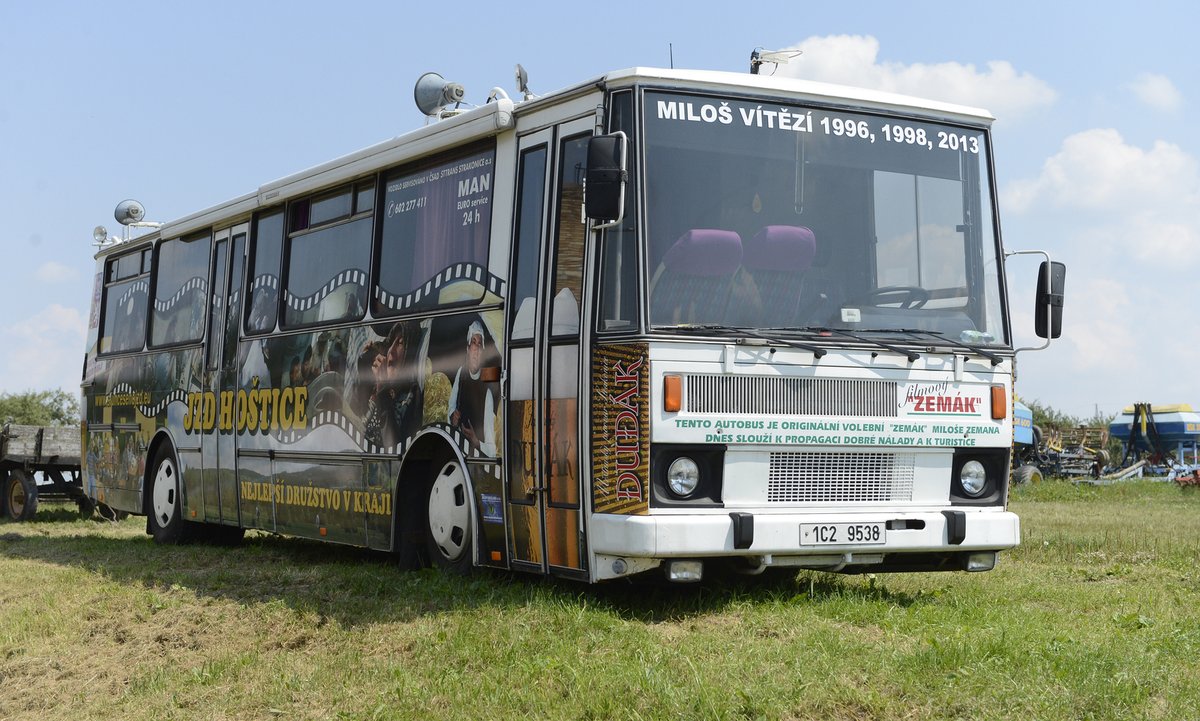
2, 482, 1200, 720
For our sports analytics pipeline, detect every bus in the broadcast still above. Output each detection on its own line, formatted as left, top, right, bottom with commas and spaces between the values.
82, 65, 1065, 582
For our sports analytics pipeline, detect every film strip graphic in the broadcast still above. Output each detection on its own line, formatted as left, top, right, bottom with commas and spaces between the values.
153, 276, 208, 313
272, 411, 497, 461
249, 273, 279, 295
104, 381, 187, 418
115, 279, 150, 307
374, 263, 506, 312
283, 269, 369, 313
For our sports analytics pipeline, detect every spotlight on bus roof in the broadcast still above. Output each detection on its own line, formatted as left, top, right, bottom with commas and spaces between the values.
414, 72, 467, 117
114, 199, 146, 226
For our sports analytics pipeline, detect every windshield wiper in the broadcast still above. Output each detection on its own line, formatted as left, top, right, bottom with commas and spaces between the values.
820, 326, 921, 359
880, 328, 1004, 366
657, 324, 827, 358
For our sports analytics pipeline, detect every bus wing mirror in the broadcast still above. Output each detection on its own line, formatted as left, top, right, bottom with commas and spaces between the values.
585, 131, 627, 228
1034, 260, 1066, 339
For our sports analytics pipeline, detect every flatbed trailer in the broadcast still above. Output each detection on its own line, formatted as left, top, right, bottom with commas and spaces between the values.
0, 423, 86, 521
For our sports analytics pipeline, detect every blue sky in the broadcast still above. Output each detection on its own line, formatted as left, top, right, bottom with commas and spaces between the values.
2, 1, 1197, 420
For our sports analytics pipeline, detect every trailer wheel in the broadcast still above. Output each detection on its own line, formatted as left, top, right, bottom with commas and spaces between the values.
1013, 464, 1043, 486
147, 446, 191, 544
6, 469, 39, 521
425, 459, 473, 573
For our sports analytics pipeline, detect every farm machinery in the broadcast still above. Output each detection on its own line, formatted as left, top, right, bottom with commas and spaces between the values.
1011, 400, 1110, 483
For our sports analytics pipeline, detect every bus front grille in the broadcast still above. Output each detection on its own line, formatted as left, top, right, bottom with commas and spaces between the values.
685, 376, 897, 417
767, 452, 915, 503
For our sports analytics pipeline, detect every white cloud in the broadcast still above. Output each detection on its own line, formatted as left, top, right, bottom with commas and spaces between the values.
774, 35, 1057, 120
35, 261, 78, 283
1129, 73, 1182, 112
1003, 128, 1200, 266
0, 304, 87, 393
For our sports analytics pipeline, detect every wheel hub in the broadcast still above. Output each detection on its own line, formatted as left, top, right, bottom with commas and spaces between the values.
152, 459, 178, 526
427, 462, 469, 561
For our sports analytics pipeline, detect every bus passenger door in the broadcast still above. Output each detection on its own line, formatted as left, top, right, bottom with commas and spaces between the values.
505, 119, 592, 577
200, 225, 246, 526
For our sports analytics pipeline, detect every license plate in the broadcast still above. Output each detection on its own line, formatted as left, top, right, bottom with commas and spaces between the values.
800, 522, 886, 546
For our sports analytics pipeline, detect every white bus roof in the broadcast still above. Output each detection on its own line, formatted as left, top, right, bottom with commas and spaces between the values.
108, 66, 993, 253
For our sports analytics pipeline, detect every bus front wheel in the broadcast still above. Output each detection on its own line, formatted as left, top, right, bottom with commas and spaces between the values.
147, 447, 191, 544
425, 460, 473, 573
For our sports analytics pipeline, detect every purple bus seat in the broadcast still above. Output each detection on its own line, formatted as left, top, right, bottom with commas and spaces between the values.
741, 225, 816, 327
650, 229, 743, 325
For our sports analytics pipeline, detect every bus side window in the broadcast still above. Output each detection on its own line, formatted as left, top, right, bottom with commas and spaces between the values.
597, 90, 639, 334
375, 145, 496, 316
246, 210, 284, 334
150, 233, 211, 347
99, 249, 150, 354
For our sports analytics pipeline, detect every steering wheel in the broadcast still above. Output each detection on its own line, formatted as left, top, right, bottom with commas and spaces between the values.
855, 286, 930, 310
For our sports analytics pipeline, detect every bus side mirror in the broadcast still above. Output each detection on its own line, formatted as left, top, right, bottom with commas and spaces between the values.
1034, 260, 1066, 339
585, 132, 627, 227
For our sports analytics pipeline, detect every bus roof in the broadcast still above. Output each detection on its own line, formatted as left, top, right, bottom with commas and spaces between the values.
100, 65, 993, 256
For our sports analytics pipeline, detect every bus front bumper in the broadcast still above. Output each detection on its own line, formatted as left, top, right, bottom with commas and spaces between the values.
589, 509, 1019, 580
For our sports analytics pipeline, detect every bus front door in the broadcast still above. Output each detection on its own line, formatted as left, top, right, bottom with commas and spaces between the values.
505, 118, 592, 577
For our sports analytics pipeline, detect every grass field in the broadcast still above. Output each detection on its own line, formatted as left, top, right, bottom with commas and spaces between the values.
3, 480, 1200, 720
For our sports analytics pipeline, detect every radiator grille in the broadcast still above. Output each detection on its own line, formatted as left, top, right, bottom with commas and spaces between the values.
686, 375, 896, 417
767, 452, 915, 503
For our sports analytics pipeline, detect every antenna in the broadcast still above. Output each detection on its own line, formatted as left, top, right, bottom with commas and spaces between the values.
414, 72, 467, 117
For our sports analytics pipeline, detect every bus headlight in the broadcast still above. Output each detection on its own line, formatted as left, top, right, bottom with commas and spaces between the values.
667, 457, 700, 497
959, 460, 988, 497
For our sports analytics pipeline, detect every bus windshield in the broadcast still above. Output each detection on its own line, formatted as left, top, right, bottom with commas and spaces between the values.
643, 90, 1006, 346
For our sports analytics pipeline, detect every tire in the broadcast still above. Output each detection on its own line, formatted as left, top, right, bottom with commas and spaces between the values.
5, 469, 39, 521
1013, 464, 1043, 486
425, 459, 473, 573
147, 446, 192, 544
393, 462, 429, 570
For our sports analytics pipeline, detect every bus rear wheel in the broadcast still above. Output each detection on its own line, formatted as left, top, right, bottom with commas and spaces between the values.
425, 460, 473, 573
147, 447, 191, 544
5, 469, 39, 522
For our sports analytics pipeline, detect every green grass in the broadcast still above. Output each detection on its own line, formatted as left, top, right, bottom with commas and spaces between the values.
2, 481, 1199, 720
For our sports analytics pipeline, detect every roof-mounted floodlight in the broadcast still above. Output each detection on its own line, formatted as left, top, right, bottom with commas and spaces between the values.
95, 200, 162, 248
515, 64, 535, 100
414, 72, 467, 117
750, 47, 803, 75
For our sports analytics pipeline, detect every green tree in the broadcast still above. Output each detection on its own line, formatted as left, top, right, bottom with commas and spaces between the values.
0, 389, 80, 426
1024, 398, 1079, 432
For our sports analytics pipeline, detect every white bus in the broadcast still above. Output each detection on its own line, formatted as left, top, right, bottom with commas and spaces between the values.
82, 65, 1064, 582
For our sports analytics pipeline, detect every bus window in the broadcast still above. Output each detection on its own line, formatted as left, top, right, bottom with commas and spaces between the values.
99, 248, 150, 354
246, 210, 284, 334
282, 215, 371, 328
597, 90, 639, 334
149, 233, 210, 347
281, 185, 372, 329
508, 145, 548, 341
374, 145, 496, 316
549, 135, 589, 337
